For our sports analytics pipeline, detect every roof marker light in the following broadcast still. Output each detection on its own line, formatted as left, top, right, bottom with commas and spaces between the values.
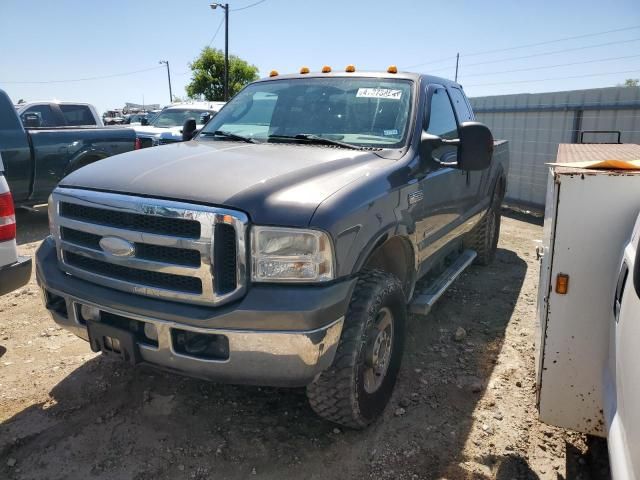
300, 66, 310, 74
269, 70, 279, 77
345, 64, 356, 72
387, 65, 398, 74
321, 65, 332, 73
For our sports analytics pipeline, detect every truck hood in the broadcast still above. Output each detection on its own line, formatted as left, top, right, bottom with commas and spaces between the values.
59, 139, 393, 226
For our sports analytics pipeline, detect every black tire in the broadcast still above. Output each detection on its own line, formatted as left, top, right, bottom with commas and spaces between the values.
465, 184, 504, 266
306, 269, 406, 429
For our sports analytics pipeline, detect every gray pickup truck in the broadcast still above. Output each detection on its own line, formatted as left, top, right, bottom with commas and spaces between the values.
36, 69, 508, 428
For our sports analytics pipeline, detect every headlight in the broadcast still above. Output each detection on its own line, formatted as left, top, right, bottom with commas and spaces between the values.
251, 226, 334, 282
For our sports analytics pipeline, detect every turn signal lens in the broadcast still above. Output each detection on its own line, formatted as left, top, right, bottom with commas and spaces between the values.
300, 66, 310, 74
321, 65, 331, 73
555, 273, 569, 294
387, 65, 398, 74
269, 70, 278, 77
345, 64, 356, 72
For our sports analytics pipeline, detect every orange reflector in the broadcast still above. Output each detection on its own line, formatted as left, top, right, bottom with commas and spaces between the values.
555, 273, 569, 294
345, 64, 356, 72
221, 214, 234, 224
387, 65, 398, 74
269, 70, 278, 77
321, 65, 332, 73
300, 66, 310, 74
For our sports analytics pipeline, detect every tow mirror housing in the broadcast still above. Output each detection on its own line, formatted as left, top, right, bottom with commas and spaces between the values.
140, 118, 149, 126
182, 119, 197, 141
457, 122, 493, 171
22, 113, 41, 128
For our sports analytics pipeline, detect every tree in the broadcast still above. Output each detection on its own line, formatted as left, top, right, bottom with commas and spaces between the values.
618, 78, 639, 87
186, 47, 259, 101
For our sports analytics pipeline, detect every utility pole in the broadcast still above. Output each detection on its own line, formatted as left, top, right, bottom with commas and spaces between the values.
210, 3, 230, 101
454, 53, 460, 82
159, 60, 173, 103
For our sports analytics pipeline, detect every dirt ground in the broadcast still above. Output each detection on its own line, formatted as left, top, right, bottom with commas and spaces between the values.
0, 209, 610, 480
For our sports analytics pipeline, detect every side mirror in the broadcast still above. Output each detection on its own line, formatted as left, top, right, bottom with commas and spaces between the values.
22, 112, 41, 128
457, 122, 493, 171
141, 118, 149, 126
634, 237, 640, 299
201, 113, 212, 124
182, 119, 197, 141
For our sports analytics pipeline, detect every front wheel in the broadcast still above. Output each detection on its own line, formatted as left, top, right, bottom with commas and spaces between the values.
306, 269, 406, 429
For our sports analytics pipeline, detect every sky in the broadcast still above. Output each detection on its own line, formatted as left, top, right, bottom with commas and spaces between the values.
1, 0, 639, 114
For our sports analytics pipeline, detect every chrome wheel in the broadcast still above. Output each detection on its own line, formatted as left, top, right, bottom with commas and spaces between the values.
363, 307, 394, 394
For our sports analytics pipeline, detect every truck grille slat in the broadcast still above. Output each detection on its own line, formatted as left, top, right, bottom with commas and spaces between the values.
60, 227, 201, 267
51, 189, 248, 307
64, 252, 203, 294
60, 202, 201, 238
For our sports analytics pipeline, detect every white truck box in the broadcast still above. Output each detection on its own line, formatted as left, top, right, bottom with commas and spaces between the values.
536, 143, 640, 437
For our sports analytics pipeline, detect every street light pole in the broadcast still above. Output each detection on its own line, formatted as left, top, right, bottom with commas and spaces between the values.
159, 60, 173, 103
210, 3, 230, 101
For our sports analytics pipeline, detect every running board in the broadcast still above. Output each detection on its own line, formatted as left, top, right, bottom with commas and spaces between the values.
409, 249, 477, 315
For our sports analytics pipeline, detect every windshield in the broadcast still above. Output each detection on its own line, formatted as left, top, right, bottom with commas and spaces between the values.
199, 77, 413, 148
151, 109, 214, 128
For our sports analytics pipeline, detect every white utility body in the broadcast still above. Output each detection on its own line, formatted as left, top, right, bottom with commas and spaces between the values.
536, 144, 640, 480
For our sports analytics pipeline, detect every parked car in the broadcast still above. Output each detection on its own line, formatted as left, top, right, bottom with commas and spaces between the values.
36, 68, 508, 428
0, 89, 137, 207
0, 153, 31, 296
134, 102, 224, 147
123, 113, 149, 126
102, 110, 125, 125
536, 144, 640, 479
16, 101, 103, 128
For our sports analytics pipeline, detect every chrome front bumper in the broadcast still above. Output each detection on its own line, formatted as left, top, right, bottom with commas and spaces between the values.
42, 289, 344, 387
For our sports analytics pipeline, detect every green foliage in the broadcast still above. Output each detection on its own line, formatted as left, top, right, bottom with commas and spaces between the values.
186, 47, 259, 101
619, 78, 640, 87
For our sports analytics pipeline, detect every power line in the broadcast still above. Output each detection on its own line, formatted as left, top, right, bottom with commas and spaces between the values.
464, 68, 640, 87
464, 25, 640, 58
462, 54, 640, 78
208, 17, 225, 46
231, 0, 267, 11
1, 66, 164, 85
403, 25, 640, 70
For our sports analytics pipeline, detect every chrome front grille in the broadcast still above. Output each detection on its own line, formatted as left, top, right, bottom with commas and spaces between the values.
50, 188, 248, 306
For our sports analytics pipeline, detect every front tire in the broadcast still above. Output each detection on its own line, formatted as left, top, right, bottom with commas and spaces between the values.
306, 269, 406, 429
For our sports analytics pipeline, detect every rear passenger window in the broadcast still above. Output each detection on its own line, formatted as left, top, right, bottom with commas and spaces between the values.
60, 105, 96, 126
426, 88, 457, 139
20, 105, 59, 127
449, 88, 473, 122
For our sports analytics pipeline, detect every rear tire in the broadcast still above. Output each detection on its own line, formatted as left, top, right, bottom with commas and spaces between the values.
465, 184, 503, 266
306, 269, 406, 429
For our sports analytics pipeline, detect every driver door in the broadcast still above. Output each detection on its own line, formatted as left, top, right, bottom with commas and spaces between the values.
413, 85, 470, 266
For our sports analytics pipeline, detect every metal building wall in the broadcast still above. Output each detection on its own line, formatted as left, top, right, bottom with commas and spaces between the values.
470, 86, 640, 209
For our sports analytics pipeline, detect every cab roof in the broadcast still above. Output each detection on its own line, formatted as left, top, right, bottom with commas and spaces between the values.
255, 70, 463, 89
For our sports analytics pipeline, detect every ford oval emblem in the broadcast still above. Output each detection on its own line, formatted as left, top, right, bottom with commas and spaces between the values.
99, 236, 135, 257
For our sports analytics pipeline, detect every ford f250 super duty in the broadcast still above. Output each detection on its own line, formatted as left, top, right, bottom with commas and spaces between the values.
0, 89, 137, 207
36, 67, 508, 428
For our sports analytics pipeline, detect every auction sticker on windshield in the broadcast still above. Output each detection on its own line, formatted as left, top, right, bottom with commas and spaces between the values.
356, 88, 403, 100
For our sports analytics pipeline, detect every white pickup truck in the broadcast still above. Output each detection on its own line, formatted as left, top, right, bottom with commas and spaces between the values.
16, 101, 103, 128
536, 143, 640, 479
0, 154, 31, 296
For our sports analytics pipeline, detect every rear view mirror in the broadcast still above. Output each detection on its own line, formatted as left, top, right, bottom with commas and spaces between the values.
182, 119, 197, 141
141, 118, 149, 126
457, 122, 493, 171
22, 112, 41, 128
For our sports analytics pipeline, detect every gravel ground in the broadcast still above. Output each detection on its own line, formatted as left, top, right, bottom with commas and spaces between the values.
0, 209, 610, 479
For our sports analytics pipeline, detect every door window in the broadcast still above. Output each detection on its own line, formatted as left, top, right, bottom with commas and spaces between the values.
60, 104, 96, 126
449, 87, 474, 122
426, 88, 458, 139
20, 105, 59, 127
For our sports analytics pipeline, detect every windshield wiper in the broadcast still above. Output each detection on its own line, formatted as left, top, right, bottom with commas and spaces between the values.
200, 130, 258, 143
268, 134, 365, 151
